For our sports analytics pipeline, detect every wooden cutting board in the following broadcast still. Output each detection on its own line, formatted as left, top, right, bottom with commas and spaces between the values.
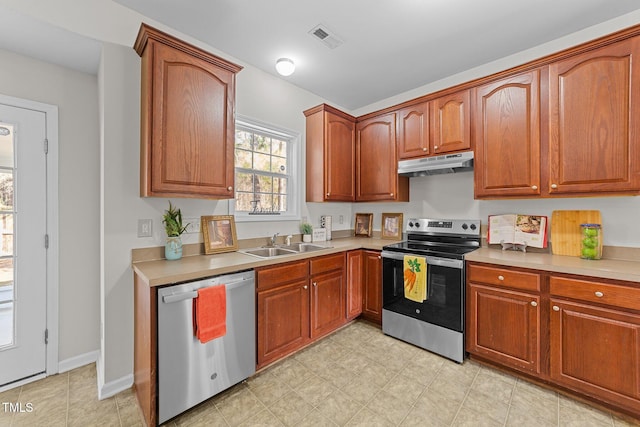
551, 210, 602, 256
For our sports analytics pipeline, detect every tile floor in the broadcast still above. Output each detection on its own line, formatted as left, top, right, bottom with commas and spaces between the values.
1, 320, 639, 426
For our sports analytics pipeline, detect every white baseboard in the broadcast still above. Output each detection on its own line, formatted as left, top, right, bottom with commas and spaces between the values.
96, 353, 133, 400
58, 350, 99, 374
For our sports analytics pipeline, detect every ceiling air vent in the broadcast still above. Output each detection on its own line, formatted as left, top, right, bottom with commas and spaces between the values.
308, 24, 343, 49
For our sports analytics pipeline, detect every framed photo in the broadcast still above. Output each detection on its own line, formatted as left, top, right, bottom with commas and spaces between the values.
201, 215, 238, 254
354, 213, 373, 237
381, 213, 403, 240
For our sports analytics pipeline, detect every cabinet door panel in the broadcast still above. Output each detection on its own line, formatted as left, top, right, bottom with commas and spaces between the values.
325, 112, 356, 200
550, 299, 640, 407
149, 42, 236, 198
431, 90, 471, 154
397, 103, 430, 159
356, 114, 399, 201
362, 251, 382, 324
467, 284, 540, 373
474, 71, 541, 198
346, 250, 363, 320
310, 270, 345, 339
257, 281, 309, 368
548, 38, 640, 194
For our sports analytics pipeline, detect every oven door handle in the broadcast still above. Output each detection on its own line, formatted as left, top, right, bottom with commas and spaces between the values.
381, 251, 463, 269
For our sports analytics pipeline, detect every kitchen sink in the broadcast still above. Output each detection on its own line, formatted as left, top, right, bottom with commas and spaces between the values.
242, 247, 298, 258
279, 243, 327, 252
240, 243, 331, 258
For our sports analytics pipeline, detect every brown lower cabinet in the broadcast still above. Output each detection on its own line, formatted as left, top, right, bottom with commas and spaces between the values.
467, 262, 640, 419
361, 250, 382, 324
256, 254, 347, 369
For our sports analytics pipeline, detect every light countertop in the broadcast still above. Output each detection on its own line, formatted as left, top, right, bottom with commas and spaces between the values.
132, 237, 389, 287
133, 237, 640, 287
466, 247, 640, 283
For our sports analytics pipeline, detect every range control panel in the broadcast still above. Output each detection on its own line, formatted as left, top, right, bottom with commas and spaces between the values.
406, 218, 481, 236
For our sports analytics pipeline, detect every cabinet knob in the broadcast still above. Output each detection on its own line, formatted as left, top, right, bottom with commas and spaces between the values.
422, 147, 427, 151
553, 305, 560, 311
303, 285, 308, 290
530, 301, 538, 307
498, 275, 504, 281
550, 184, 558, 189
531, 185, 538, 190
390, 193, 394, 197
227, 186, 233, 191
326, 192, 330, 196
595, 291, 604, 298
434, 145, 439, 150
313, 282, 317, 287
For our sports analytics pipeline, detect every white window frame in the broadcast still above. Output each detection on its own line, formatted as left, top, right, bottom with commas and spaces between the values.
230, 115, 301, 222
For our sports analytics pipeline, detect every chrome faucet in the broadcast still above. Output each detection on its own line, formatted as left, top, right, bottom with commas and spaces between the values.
269, 232, 279, 247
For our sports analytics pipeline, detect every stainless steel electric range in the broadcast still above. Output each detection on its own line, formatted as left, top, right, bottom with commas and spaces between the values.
381, 218, 481, 363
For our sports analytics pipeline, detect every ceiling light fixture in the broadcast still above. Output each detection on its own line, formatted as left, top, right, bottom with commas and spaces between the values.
275, 58, 295, 76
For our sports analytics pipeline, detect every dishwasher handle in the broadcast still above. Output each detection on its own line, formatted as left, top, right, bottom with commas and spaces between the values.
162, 291, 198, 304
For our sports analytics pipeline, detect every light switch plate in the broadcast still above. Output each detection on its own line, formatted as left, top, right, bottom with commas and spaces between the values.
137, 219, 152, 237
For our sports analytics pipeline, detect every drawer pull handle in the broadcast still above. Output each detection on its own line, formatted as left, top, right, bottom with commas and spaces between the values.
530, 301, 538, 307
553, 305, 560, 311
595, 291, 604, 298
498, 275, 504, 281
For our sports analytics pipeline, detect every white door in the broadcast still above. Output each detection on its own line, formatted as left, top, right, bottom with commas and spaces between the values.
0, 103, 48, 386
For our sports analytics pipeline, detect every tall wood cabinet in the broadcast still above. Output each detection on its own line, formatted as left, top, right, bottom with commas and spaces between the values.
474, 70, 541, 198
356, 113, 409, 201
134, 24, 242, 199
304, 104, 356, 202
547, 37, 640, 196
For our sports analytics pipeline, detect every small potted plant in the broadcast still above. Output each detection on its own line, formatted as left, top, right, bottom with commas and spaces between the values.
300, 221, 313, 243
162, 201, 189, 260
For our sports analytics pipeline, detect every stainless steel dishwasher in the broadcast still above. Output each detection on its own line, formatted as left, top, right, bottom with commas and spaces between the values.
157, 270, 255, 424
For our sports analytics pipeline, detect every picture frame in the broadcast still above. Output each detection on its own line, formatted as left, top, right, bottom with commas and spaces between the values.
381, 212, 403, 240
201, 215, 238, 255
354, 213, 373, 237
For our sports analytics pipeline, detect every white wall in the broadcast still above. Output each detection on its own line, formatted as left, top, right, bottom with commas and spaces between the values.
0, 49, 100, 362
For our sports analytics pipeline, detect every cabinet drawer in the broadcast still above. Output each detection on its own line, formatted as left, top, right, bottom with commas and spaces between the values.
468, 264, 540, 292
310, 253, 345, 276
550, 276, 640, 311
257, 260, 308, 290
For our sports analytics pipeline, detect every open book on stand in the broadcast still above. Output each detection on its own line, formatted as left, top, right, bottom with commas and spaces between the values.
488, 214, 548, 248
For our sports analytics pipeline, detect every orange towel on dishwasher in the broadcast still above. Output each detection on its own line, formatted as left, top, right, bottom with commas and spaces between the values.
193, 285, 226, 343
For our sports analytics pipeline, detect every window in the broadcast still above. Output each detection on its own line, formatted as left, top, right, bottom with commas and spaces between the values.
232, 117, 300, 221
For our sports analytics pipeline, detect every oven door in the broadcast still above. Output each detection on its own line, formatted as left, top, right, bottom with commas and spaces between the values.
381, 250, 464, 332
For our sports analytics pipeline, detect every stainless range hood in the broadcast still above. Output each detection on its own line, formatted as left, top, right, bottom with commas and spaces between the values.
398, 151, 474, 177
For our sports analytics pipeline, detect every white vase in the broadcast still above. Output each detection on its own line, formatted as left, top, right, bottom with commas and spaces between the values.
303, 234, 312, 243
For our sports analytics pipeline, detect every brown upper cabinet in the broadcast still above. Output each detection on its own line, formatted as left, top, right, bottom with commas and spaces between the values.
304, 104, 356, 202
397, 102, 431, 159
431, 89, 472, 155
547, 38, 640, 196
356, 113, 409, 201
134, 24, 242, 199
474, 70, 542, 198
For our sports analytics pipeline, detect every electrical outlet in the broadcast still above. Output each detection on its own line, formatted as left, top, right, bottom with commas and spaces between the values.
184, 217, 201, 234
137, 219, 152, 237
